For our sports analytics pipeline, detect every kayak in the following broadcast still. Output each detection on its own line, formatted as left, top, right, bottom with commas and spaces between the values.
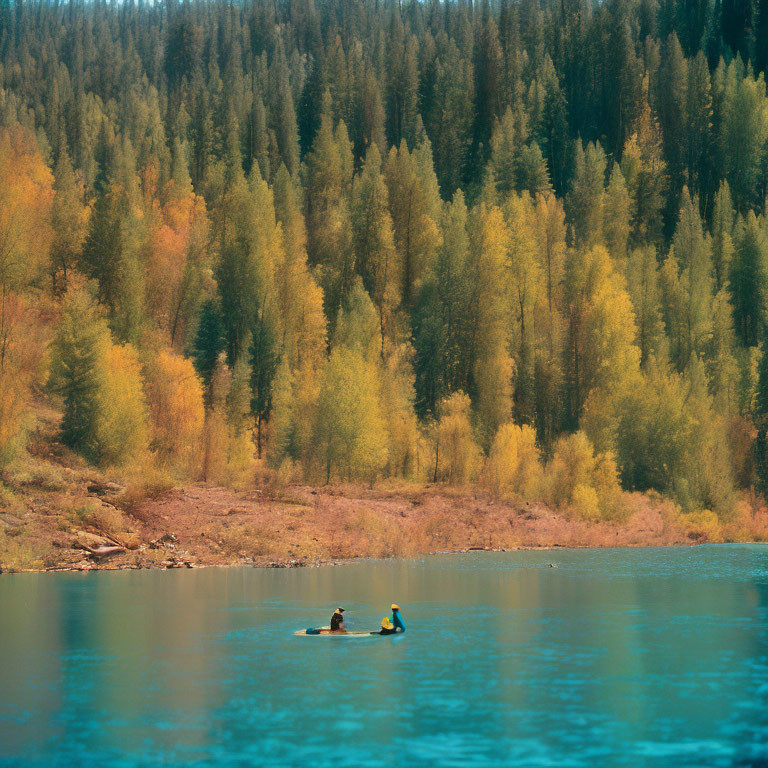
294, 627, 379, 636
295, 609, 405, 637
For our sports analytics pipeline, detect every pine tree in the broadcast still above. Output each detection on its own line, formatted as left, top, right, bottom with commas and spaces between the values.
671, 187, 714, 366
216, 166, 282, 364
50, 149, 87, 295
413, 190, 472, 416
515, 142, 553, 197
626, 246, 665, 366
656, 33, 688, 205
80, 185, 143, 341
567, 141, 606, 248
719, 60, 768, 211
538, 55, 570, 196
192, 300, 225, 399
386, 19, 420, 149
268, 41, 301, 176
730, 211, 768, 347
621, 77, 669, 247
711, 180, 735, 292
250, 300, 281, 459
298, 53, 326, 157
473, 18, 504, 169
351, 143, 400, 356
383, 140, 442, 310
603, 164, 632, 263
706, 288, 740, 414
303, 110, 354, 270
489, 107, 521, 198
685, 51, 713, 199
50, 289, 110, 461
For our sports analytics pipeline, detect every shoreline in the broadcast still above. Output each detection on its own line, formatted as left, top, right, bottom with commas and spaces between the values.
5, 541, 704, 575
1, 479, 717, 574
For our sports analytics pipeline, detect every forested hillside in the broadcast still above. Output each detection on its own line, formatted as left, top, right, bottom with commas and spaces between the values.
1, 0, 768, 527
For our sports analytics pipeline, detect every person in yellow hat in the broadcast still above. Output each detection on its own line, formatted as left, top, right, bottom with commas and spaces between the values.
379, 616, 396, 635
390, 604, 405, 633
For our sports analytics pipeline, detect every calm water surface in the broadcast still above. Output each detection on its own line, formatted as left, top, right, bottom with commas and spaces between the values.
2, 546, 768, 767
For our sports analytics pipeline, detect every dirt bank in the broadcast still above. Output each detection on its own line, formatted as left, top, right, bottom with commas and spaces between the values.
1, 469, 705, 573
2, 405, 762, 573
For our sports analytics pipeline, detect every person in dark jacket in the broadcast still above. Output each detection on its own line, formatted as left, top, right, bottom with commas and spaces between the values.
330, 607, 346, 632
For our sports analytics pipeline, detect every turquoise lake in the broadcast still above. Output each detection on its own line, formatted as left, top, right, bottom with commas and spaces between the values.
1, 546, 768, 766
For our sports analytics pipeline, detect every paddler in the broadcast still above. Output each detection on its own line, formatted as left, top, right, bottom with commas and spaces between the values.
330, 607, 346, 632
378, 616, 397, 635
390, 604, 406, 633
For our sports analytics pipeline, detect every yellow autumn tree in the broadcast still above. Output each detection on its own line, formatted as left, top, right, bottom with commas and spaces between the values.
434, 392, 481, 485
564, 245, 640, 425
143, 349, 205, 474
486, 422, 542, 499
546, 431, 624, 520
380, 343, 421, 479
272, 165, 327, 372
201, 359, 231, 483
270, 358, 323, 476
0, 295, 47, 467
96, 344, 149, 466
470, 205, 514, 443
504, 193, 541, 424
145, 176, 212, 348
312, 346, 388, 483
0, 124, 54, 466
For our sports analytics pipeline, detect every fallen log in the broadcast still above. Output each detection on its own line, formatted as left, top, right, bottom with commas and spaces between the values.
80, 544, 125, 560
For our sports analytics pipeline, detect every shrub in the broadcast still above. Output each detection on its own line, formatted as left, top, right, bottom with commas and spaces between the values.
433, 392, 481, 485
84, 503, 126, 535
547, 431, 625, 520
486, 422, 542, 499
678, 509, 723, 543
571, 483, 600, 521
547, 431, 596, 507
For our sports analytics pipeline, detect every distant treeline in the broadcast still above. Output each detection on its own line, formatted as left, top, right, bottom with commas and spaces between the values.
1, 0, 768, 520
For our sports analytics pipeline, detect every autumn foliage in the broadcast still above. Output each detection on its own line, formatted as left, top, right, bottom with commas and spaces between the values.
3, 0, 768, 529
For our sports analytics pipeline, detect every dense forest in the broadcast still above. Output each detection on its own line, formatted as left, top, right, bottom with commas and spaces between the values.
1, 0, 768, 524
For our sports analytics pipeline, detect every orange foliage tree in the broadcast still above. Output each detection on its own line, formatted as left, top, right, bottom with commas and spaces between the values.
146, 180, 213, 348
0, 124, 54, 467
143, 349, 205, 473
0, 124, 54, 367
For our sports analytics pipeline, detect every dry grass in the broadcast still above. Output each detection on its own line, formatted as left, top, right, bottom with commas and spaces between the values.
216, 522, 271, 558
0, 529, 36, 570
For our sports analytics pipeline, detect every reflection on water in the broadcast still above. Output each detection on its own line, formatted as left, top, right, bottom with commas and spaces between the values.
2, 546, 768, 766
